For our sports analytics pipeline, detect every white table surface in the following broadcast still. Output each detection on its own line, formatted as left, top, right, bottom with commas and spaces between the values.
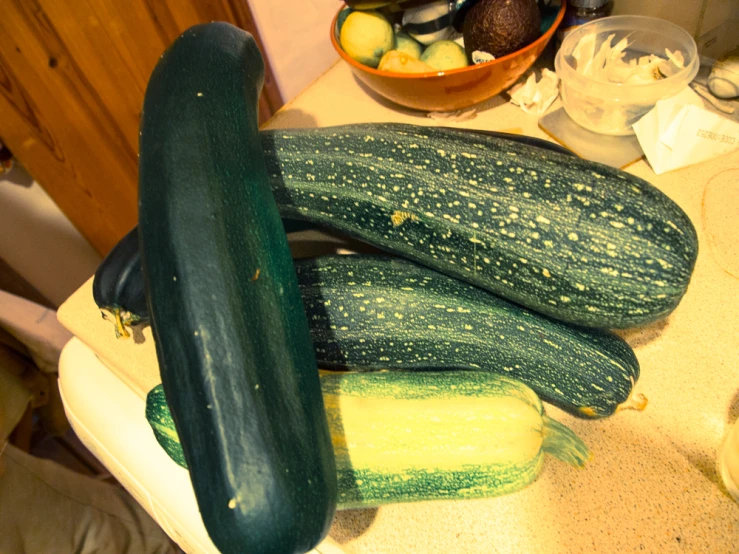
58, 59, 739, 553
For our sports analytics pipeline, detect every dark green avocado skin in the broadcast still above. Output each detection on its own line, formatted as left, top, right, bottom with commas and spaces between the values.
463, 0, 541, 59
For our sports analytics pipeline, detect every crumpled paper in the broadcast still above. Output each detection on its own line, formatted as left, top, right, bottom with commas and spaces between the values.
427, 107, 477, 122
633, 87, 739, 175
508, 69, 559, 116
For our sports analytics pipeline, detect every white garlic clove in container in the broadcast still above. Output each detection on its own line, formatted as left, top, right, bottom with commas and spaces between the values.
658, 50, 684, 78
708, 49, 739, 99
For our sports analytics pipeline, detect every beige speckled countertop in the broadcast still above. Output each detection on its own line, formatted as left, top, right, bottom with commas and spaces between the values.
59, 61, 739, 552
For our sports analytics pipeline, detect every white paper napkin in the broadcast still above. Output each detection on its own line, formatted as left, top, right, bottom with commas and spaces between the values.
508, 69, 559, 116
633, 87, 739, 175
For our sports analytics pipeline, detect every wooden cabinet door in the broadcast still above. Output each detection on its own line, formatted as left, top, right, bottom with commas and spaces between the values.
0, 0, 282, 255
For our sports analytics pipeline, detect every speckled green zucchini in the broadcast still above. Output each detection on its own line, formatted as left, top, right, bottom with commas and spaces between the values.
147, 371, 591, 508
298, 254, 643, 418
263, 123, 698, 328
100, 249, 643, 417
93, 124, 695, 330
146, 386, 187, 468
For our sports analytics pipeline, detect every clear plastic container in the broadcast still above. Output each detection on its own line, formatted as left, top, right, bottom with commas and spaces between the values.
555, 16, 699, 135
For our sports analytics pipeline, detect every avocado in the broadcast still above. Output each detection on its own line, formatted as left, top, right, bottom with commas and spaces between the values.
462, 0, 541, 59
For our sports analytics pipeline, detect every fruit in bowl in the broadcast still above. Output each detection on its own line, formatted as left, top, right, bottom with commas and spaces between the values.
330, 0, 565, 111
340, 10, 395, 68
420, 40, 469, 70
340, 0, 548, 72
463, 0, 541, 59
394, 31, 423, 58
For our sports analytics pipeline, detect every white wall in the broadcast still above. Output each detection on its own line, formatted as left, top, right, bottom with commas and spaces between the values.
0, 165, 101, 306
614, 0, 739, 57
247, 0, 340, 102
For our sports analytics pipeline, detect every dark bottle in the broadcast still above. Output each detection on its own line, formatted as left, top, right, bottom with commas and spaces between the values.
556, 0, 614, 48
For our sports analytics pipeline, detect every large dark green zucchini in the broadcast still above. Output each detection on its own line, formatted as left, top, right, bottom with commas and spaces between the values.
95, 123, 697, 329
101, 244, 642, 417
138, 23, 335, 554
92, 129, 573, 337
98, 124, 696, 329
263, 123, 698, 328
297, 254, 642, 418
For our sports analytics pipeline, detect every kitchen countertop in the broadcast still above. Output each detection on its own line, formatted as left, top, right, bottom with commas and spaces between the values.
58, 60, 739, 552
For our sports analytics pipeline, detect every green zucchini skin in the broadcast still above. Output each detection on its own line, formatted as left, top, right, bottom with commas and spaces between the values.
92, 128, 572, 336
434, 127, 576, 157
95, 245, 640, 417
298, 254, 639, 418
92, 227, 146, 337
98, 125, 697, 329
263, 124, 698, 328
147, 370, 591, 509
138, 23, 335, 554
146, 384, 187, 469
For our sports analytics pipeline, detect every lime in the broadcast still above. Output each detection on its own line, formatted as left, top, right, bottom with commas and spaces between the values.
420, 40, 469, 71
394, 32, 423, 59
340, 11, 394, 68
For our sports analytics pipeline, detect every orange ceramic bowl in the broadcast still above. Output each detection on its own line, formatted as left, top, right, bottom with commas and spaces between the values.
331, 2, 565, 112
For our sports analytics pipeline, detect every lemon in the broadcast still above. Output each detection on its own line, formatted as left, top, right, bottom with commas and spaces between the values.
340, 11, 394, 68
420, 40, 469, 71
394, 32, 423, 60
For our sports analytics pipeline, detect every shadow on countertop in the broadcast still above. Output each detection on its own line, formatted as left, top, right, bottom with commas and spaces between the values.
264, 108, 318, 129
332, 507, 379, 545
613, 317, 669, 349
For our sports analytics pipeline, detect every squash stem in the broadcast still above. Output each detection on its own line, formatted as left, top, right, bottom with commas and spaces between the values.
541, 415, 591, 468
615, 391, 648, 413
113, 308, 131, 339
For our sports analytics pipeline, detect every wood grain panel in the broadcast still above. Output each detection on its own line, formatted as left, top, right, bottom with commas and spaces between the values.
0, 0, 283, 255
